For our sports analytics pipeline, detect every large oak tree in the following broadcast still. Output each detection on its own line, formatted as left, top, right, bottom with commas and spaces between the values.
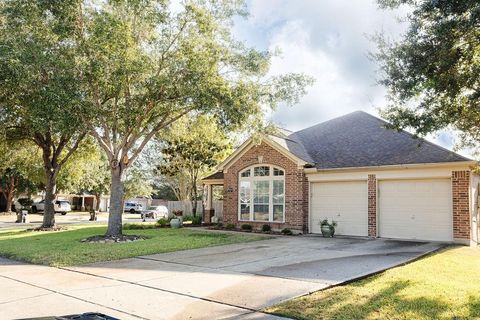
76, 0, 313, 236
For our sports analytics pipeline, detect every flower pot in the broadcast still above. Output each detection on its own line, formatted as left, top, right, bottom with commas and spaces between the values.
170, 218, 182, 229
321, 224, 333, 237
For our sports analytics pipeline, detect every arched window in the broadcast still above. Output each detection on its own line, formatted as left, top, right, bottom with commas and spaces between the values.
239, 165, 285, 222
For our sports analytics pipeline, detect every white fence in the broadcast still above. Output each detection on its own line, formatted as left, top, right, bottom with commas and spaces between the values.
163, 200, 223, 217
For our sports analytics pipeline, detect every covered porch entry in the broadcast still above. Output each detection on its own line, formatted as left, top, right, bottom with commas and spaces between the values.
202, 171, 224, 223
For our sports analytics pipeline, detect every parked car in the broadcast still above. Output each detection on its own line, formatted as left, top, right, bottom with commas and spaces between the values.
124, 202, 143, 213
141, 205, 169, 219
31, 199, 72, 215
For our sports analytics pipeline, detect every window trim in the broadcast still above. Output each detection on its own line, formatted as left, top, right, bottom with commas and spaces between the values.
238, 164, 285, 223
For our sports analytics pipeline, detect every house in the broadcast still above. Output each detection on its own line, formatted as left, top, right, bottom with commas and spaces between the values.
203, 111, 479, 245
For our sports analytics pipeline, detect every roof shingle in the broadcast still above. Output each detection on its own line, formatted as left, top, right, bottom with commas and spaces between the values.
287, 111, 470, 169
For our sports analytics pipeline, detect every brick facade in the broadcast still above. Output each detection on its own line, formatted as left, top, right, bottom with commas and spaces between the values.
452, 170, 471, 240
367, 174, 377, 237
222, 142, 308, 232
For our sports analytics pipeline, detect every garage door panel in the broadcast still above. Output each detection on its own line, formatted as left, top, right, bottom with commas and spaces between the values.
379, 179, 452, 242
311, 181, 368, 236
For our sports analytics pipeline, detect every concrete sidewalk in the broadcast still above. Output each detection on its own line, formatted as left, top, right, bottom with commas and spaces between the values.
0, 236, 442, 319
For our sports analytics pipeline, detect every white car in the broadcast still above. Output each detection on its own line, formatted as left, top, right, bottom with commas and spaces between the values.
124, 202, 143, 213
141, 206, 169, 219
31, 199, 72, 215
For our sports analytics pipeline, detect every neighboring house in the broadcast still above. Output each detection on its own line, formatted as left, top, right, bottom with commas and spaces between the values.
203, 111, 479, 245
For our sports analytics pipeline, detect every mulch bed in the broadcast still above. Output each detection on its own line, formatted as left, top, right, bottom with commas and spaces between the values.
81, 234, 145, 244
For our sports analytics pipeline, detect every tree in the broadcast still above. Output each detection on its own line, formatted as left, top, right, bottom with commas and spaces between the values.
77, 0, 313, 236
375, 0, 480, 148
0, 0, 86, 228
160, 170, 191, 201
123, 166, 154, 201
158, 115, 232, 216
0, 140, 41, 213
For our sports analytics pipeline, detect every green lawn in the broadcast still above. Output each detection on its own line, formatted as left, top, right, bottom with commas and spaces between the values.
267, 246, 480, 320
0, 226, 265, 267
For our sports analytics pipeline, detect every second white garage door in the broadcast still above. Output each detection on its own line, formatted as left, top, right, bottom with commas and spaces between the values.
379, 179, 453, 242
310, 181, 368, 236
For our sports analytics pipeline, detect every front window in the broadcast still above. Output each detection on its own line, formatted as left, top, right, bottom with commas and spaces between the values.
238, 165, 285, 222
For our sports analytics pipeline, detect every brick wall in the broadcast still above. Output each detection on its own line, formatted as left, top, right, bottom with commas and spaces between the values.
452, 170, 470, 240
222, 142, 308, 232
367, 174, 377, 237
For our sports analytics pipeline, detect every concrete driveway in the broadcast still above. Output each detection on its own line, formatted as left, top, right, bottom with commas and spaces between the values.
0, 235, 443, 320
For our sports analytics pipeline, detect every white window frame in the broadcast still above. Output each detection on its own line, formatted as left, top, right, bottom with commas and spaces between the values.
238, 164, 285, 223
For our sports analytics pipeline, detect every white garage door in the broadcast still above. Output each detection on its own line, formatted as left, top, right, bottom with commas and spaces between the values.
310, 181, 368, 236
379, 179, 453, 242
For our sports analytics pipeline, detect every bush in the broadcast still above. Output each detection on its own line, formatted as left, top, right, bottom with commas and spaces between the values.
261, 224, 271, 232
216, 222, 223, 229
156, 218, 169, 227
183, 215, 193, 222
123, 223, 157, 230
191, 216, 202, 225
225, 223, 235, 230
241, 224, 253, 231
281, 228, 293, 235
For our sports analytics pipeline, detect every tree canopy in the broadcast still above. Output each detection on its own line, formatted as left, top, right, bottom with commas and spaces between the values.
0, 0, 86, 227
75, 0, 312, 236
157, 115, 232, 214
375, 0, 480, 150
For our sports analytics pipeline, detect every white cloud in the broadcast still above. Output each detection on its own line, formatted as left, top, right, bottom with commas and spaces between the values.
232, 0, 473, 158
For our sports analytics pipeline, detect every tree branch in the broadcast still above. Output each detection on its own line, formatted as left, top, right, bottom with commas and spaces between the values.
59, 131, 87, 166
127, 109, 191, 166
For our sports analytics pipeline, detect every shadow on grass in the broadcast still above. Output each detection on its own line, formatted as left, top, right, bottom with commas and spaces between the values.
270, 280, 453, 320
468, 295, 480, 318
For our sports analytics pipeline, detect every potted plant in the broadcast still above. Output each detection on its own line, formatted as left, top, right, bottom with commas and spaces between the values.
320, 218, 337, 237
170, 210, 183, 229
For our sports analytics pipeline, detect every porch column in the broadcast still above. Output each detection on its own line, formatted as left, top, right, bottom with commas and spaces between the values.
204, 184, 214, 223
81, 196, 85, 211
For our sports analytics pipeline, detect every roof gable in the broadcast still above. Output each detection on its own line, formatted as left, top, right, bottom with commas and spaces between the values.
217, 136, 309, 171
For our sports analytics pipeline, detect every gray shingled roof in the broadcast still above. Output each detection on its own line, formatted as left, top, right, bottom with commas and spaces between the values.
286, 111, 471, 169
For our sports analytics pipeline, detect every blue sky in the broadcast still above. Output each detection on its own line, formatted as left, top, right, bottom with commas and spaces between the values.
231, 0, 472, 157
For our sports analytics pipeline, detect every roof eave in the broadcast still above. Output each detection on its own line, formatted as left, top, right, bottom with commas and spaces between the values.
304, 160, 477, 174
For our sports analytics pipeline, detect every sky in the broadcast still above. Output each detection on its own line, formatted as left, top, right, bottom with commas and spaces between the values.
231, 0, 471, 157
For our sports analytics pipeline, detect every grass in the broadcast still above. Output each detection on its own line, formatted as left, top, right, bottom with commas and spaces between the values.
0, 226, 265, 267
266, 246, 480, 320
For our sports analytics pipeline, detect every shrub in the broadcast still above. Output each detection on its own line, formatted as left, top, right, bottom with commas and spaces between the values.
156, 218, 169, 227
261, 224, 271, 232
183, 215, 193, 222
192, 216, 202, 225
216, 222, 223, 229
281, 228, 293, 235
241, 224, 253, 231
123, 223, 157, 230
225, 223, 235, 230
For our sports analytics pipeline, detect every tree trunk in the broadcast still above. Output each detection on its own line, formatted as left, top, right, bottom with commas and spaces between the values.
95, 193, 101, 211
192, 182, 198, 217
2, 176, 16, 213
106, 166, 124, 236
5, 190, 14, 213
41, 169, 58, 228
